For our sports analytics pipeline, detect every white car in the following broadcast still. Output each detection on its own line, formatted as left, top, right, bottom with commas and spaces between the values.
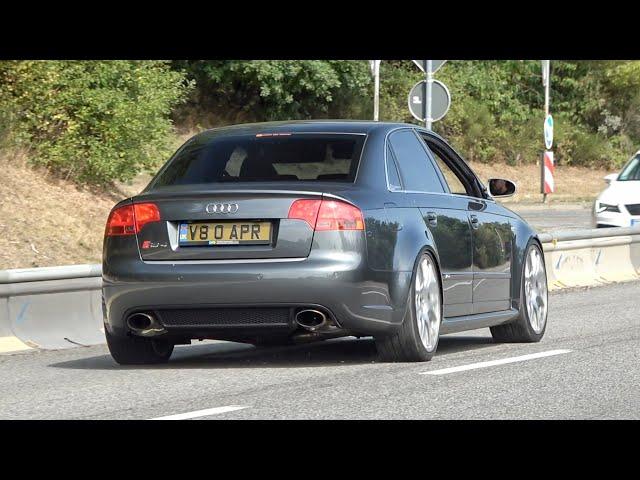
593, 151, 640, 228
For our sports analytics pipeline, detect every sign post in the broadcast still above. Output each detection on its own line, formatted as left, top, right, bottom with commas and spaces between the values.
370, 60, 381, 121
409, 60, 449, 128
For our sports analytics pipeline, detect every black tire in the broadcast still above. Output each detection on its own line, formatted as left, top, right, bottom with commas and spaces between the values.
105, 329, 174, 365
375, 252, 442, 362
491, 242, 548, 343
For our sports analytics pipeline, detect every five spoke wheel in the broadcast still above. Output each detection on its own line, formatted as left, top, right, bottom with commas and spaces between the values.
524, 245, 548, 334
414, 255, 442, 352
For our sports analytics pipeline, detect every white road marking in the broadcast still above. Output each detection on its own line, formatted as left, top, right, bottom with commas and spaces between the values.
150, 405, 248, 420
420, 349, 572, 376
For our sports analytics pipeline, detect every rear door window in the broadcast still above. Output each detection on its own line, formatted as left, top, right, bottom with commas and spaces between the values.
388, 129, 445, 193
152, 133, 366, 187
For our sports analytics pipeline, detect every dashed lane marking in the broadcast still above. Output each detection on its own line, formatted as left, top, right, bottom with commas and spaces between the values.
420, 349, 572, 376
149, 405, 249, 420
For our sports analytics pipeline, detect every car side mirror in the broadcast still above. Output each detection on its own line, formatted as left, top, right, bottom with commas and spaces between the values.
604, 173, 618, 185
488, 178, 516, 198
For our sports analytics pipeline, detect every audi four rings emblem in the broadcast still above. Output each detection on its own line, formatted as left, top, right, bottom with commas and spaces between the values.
205, 203, 239, 214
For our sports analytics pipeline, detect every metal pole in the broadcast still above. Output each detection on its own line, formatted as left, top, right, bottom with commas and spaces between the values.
425, 60, 433, 130
373, 60, 380, 121
544, 61, 550, 118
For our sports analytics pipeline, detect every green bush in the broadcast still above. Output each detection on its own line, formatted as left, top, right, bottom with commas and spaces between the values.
0, 61, 192, 184
173, 60, 371, 124
3, 59, 639, 185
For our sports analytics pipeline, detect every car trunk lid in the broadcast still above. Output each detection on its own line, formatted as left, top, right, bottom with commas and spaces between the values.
134, 188, 325, 261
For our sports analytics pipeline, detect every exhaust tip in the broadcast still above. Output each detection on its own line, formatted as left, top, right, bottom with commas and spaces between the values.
127, 313, 153, 331
295, 309, 327, 331
126, 313, 165, 337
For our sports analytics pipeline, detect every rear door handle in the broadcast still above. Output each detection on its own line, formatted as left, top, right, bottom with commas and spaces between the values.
470, 214, 479, 229
426, 211, 437, 227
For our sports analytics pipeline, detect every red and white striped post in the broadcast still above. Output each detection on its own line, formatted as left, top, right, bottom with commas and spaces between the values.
541, 60, 554, 202
542, 150, 555, 194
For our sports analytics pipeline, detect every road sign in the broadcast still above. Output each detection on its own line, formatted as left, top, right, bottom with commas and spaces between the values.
408, 79, 451, 123
544, 114, 554, 149
413, 60, 447, 73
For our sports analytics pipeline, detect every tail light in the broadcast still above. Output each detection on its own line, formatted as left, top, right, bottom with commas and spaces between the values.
105, 203, 160, 237
288, 199, 364, 231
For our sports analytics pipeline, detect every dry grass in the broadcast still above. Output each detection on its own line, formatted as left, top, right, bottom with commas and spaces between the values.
0, 150, 613, 270
0, 151, 121, 269
469, 161, 611, 204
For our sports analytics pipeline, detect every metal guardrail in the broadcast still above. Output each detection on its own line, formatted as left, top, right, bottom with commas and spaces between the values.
0, 264, 102, 284
0, 226, 639, 352
538, 225, 640, 243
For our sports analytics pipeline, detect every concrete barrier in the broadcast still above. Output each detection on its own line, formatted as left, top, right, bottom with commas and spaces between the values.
539, 226, 640, 290
0, 225, 639, 352
0, 265, 104, 353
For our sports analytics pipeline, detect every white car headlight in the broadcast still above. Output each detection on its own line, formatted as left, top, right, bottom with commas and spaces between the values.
596, 202, 621, 213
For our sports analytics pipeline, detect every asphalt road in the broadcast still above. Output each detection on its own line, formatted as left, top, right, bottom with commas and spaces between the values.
0, 281, 638, 420
508, 202, 593, 232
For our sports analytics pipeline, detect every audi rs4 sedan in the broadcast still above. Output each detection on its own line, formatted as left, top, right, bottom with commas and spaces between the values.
102, 121, 548, 364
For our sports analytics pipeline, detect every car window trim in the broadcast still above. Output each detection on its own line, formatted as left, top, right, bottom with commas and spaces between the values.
383, 127, 448, 195
415, 130, 490, 201
410, 129, 451, 194
416, 131, 475, 195
385, 142, 404, 191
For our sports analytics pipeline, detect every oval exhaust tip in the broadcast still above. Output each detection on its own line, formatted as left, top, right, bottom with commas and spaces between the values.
127, 313, 154, 331
295, 309, 327, 331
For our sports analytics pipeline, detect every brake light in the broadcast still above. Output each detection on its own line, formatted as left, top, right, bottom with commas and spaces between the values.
287, 199, 321, 229
105, 203, 160, 237
316, 200, 364, 231
288, 199, 364, 231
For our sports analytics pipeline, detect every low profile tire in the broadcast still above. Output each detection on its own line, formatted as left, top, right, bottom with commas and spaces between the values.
105, 329, 174, 365
491, 242, 548, 343
376, 252, 442, 362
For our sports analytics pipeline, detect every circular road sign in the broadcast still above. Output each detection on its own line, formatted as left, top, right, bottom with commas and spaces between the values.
408, 80, 451, 123
544, 114, 554, 149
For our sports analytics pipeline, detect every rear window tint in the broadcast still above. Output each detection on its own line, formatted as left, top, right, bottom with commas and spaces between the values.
152, 133, 365, 187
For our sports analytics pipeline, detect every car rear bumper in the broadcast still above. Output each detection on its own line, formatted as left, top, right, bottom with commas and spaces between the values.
102, 252, 410, 339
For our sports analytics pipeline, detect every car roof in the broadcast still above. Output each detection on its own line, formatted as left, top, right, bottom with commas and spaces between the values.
193, 120, 430, 139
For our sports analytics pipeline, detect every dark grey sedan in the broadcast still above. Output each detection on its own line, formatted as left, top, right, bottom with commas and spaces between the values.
102, 121, 548, 364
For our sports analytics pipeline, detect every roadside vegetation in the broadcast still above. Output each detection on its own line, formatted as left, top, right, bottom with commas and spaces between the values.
0, 60, 637, 268
2, 60, 639, 187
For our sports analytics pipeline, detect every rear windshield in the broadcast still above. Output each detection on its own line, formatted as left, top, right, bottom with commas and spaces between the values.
151, 133, 366, 187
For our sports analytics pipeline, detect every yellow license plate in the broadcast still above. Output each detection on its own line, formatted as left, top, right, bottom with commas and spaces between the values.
178, 221, 272, 246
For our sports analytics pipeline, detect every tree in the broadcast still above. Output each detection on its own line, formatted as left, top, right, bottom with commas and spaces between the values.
173, 60, 372, 124
0, 60, 192, 184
